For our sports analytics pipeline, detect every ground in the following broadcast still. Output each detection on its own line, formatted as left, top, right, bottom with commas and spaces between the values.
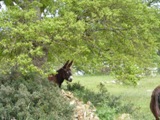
62, 75, 160, 120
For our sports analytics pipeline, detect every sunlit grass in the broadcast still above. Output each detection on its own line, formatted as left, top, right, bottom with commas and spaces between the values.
63, 75, 160, 120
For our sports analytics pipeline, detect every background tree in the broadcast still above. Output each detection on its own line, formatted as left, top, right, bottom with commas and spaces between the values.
0, 0, 160, 85
143, 0, 160, 6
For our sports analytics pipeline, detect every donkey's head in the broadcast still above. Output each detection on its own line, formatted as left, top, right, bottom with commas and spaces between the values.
57, 60, 73, 83
48, 60, 73, 88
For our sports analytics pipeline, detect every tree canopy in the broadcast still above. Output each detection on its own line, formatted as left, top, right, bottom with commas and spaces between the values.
0, 0, 160, 85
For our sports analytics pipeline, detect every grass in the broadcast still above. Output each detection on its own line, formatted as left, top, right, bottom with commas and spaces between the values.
63, 75, 160, 120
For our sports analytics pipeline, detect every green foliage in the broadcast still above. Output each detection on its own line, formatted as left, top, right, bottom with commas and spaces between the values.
0, 73, 74, 120
112, 59, 142, 85
97, 107, 115, 120
67, 82, 136, 120
0, 0, 160, 85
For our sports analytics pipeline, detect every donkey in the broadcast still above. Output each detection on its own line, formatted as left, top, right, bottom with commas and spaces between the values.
48, 60, 73, 88
150, 85, 160, 120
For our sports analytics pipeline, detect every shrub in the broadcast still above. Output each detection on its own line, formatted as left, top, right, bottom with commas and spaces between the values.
0, 72, 74, 120
97, 107, 115, 120
66, 82, 136, 120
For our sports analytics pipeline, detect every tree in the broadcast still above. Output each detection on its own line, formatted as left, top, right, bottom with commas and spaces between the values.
0, 0, 160, 85
143, 0, 160, 6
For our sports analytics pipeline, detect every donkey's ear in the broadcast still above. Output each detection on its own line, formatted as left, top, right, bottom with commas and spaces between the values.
63, 60, 69, 68
67, 60, 73, 68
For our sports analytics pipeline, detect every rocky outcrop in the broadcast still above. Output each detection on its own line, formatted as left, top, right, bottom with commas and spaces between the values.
61, 90, 99, 120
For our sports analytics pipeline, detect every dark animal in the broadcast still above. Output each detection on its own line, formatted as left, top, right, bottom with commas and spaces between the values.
150, 85, 160, 120
48, 60, 73, 88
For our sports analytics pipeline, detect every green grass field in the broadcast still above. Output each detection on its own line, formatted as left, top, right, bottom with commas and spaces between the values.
64, 75, 160, 120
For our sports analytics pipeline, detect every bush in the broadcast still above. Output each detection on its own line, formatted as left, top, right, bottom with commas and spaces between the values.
0, 72, 74, 120
97, 107, 115, 120
66, 82, 136, 120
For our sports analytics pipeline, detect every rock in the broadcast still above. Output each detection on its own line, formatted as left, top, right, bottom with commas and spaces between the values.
61, 89, 100, 120
117, 113, 131, 120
